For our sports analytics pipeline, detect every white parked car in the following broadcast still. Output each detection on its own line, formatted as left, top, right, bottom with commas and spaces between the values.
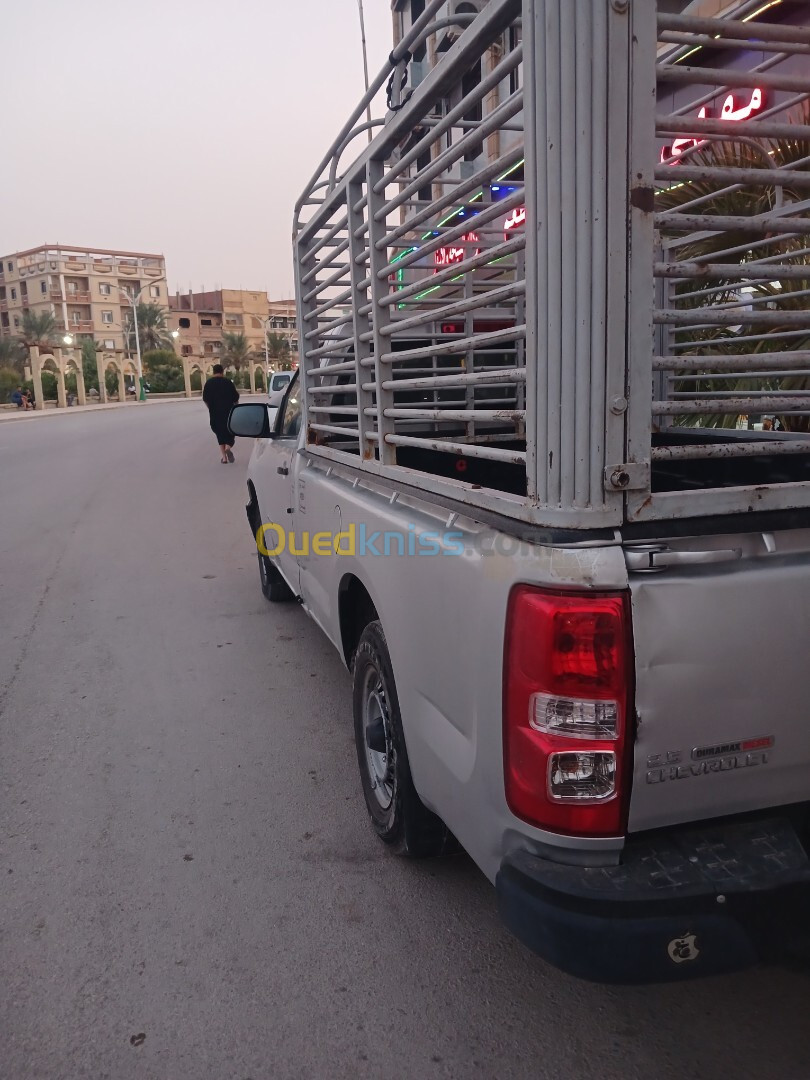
266, 371, 293, 408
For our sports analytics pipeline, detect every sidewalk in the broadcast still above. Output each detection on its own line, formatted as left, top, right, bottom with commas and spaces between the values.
0, 397, 201, 424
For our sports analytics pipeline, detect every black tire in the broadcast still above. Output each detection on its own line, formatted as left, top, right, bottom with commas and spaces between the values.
258, 552, 294, 603
352, 621, 453, 857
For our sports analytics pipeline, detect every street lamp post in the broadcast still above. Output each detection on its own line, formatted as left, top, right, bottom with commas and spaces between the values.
251, 314, 273, 392
119, 275, 166, 401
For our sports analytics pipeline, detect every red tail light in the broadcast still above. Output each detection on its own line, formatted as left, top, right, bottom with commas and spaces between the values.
503, 586, 634, 837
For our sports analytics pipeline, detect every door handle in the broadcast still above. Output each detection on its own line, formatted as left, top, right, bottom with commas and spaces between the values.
277, 466, 289, 476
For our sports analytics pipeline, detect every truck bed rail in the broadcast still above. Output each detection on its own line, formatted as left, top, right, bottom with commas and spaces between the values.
294, 1, 810, 528
626, 2, 810, 522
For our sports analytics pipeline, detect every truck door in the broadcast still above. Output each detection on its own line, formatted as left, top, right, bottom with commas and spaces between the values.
253, 375, 302, 596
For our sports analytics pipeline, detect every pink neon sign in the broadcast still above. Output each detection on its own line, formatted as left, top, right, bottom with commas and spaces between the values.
435, 231, 480, 268
661, 88, 766, 165
503, 206, 526, 234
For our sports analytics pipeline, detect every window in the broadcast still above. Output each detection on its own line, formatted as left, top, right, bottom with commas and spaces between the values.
7, 261, 13, 272
13, 316, 20, 328
0, 287, 5, 300
462, 59, 483, 161
102, 310, 113, 324
40, 280, 47, 294
0, 313, 8, 328
10, 287, 16, 300
104, 338, 115, 349
201, 318, 212, 326
149, 285, 159, 298
99, 283, 111, 296
508, 25, 521, 95
181, 345, 192, 356
417, 149, 431, 202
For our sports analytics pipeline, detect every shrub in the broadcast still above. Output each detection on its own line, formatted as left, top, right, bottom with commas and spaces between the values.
143, 349, 184, 393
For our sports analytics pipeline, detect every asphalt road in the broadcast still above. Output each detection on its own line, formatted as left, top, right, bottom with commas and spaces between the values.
1, 403, 809, 1080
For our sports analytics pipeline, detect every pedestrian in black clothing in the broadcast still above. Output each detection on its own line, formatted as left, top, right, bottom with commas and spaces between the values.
202, 364, 240, 463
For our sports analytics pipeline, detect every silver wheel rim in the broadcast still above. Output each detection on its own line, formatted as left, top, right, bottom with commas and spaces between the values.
363, 672, 394, 811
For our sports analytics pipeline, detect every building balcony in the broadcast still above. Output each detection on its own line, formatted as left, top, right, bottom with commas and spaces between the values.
0, 300, 7, 312
65, 290, 91, 303
67, 320, 94, 333
50, 289, 63, 302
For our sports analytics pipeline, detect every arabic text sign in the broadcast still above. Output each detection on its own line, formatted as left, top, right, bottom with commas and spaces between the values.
661, 88, 766, 165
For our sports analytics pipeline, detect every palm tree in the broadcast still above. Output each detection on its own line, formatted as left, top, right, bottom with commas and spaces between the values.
0, 338, 26, 373
266, 331, 292, 370
19, 310, 60, 351
221, 331, 254, 372
126, 303, 174, 353
656, 112, 810, 431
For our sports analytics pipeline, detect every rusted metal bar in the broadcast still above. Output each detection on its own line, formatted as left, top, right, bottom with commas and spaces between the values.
657, 13, 810, 47
654, 395, 810, 415
652, 440, 810, 461
655, 262, 810, 281
654, 352, 810, 371
656, 213, 810, 236
383, 433, 527, 464
658, 66, 810, 94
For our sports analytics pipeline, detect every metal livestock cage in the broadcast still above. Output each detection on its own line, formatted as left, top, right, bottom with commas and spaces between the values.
293, 0, 810, 527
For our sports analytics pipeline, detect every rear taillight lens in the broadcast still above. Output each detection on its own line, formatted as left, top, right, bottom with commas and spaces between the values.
503, 586, 634, 837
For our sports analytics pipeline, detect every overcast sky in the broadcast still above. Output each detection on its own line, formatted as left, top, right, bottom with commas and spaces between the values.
1, 0, 394, 299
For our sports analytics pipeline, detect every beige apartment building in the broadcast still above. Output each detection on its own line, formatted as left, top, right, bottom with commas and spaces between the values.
168, 291, 298, 370
0, 244, 168, 353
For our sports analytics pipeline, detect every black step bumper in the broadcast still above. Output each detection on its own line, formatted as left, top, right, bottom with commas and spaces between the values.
496, 816, 810, 983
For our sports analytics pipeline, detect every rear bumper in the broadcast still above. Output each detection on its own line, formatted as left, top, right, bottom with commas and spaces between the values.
496, 816, 810, 983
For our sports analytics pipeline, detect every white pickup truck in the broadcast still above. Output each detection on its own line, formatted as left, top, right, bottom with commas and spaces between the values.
229, 0, 810, 982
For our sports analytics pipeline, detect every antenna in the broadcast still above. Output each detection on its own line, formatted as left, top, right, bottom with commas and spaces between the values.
357, 0, 373, 143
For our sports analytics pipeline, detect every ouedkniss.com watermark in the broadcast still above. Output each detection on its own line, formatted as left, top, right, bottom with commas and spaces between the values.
255, 523, 540, 559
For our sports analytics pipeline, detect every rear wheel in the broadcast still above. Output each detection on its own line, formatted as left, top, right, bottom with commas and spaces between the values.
352, 621, 453, 857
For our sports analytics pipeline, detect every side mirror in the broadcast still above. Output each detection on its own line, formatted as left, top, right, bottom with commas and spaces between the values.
228, 402, 273, 439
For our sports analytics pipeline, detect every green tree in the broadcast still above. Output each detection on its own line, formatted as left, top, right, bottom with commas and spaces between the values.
143, 349, 185, 393
126, 303, 174, 353
19, 311, 61, 351
105, 369, 120, 398
81, 339, 100, 392
0, 339, 26, 374
265, 332, 292, 370
41, 371, 58, 399
222, 331, 254, 372
0, 366, 25, 402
